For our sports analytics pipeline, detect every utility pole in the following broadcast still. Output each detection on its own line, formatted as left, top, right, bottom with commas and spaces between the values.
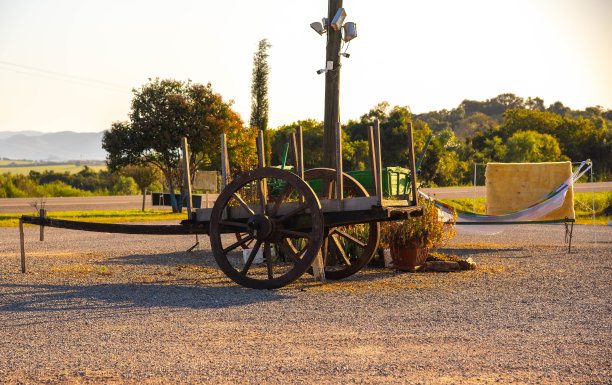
323, 0, 343, 169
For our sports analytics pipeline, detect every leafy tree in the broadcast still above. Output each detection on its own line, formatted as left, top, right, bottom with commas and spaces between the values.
250, 39, 272, 165
526, 97, 546, 111
499, 109, 562, 139
121, 165, 161, 211
103, 78, 256, 212
547, 101, 570, 117
504, 130, 564, 163
269, 119, 323, 169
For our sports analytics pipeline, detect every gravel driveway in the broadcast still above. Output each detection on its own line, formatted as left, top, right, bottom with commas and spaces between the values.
0, 222, 610, 384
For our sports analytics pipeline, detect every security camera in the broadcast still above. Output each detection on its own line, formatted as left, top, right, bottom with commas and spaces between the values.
310, 22, 325, 35
316, 68, 328, 75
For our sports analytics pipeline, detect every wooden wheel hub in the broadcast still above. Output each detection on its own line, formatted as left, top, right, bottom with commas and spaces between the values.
246, 214, 275, 241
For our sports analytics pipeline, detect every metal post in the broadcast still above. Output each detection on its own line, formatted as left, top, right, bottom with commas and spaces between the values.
590, 161, 596, 245
181, 137, 193, 220
473, 163, 477, 213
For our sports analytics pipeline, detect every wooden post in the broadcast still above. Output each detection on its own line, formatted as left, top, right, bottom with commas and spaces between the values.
373, 119, 383, 206
407, 122, 418, 204
39, 208, 46, 241
19, 218, 26, 273
335, 122, 343, 200
290, 133, 299, 175
257, 130, 266, 169
296, 126, 304, 180
323, 0, 344, 170
220, 133, 230, 189
256, 130, 268, 213
205, 191, 209, 209
311, 250, 326, 282
367, 125, 378, 198
181, 138, 193, 220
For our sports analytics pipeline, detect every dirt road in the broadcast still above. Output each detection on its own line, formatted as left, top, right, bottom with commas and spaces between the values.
0, 222, 610, 383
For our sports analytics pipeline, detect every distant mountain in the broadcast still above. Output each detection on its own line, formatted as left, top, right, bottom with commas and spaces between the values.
0, 130, 43, 140
0, 131, 106, 161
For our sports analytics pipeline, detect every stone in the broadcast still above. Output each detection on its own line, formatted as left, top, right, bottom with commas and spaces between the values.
458, 257, 477, 270
425, 260, 461, 272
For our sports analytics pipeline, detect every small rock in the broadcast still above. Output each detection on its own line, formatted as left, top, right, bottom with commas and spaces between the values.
458, 257, 477, 270
425, 261, 461, 272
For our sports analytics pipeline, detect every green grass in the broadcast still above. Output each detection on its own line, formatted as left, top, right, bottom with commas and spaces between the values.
440, 191, 611, 225
0, 209, 188, 227
0, 164, 107, 175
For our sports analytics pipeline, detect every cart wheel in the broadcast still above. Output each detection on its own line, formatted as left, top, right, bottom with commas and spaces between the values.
285, 168, 380, 280
209, 167, 324, 289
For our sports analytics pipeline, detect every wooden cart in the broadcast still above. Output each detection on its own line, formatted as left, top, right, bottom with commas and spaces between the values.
20, 120, 423, 289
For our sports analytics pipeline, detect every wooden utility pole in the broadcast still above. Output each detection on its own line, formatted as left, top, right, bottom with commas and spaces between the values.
323, 0, 343, 169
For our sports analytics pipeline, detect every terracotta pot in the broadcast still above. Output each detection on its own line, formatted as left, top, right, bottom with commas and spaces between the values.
390, 243, 428, 272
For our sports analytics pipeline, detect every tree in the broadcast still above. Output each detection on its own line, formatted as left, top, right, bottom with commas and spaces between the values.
121, 165, 161, 211
103, 78, 256, 212
504, 130, 563, 163
250, 39, 272, 165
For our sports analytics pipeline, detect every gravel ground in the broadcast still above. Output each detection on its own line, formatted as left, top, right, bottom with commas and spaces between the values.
0, 222, 610, 384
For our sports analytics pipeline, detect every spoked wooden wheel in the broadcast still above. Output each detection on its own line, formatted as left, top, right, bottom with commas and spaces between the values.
285, 168, 380, 280
209, 167, 324, 289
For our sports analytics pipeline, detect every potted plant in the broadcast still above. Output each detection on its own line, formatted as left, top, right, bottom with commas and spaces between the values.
380, 199, 456, 272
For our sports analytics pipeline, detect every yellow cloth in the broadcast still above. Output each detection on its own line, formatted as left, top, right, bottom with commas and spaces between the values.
485, 162, 574, 220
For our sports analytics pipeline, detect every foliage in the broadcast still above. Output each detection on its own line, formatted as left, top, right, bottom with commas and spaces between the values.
102, 78, 257, 211
380, 200, 457, 249
250, 39, 272, 165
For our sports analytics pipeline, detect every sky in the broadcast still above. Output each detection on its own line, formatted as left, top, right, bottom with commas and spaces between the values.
0, 0, 611, 134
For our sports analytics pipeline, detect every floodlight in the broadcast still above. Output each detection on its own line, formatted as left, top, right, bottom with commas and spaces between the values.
331, 8, 346, 30
340, 52, 350, 58
316, 68, 328, 75
342, 22, 357, 42
310, 22, 325, 35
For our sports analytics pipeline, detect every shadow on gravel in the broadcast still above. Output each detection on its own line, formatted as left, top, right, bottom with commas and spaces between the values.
0, 282, 290, 324
105, 250, 214, 268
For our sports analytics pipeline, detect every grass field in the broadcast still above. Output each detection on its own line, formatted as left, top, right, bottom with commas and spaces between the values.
0, 163, 107, 175
0, 209, 187, 227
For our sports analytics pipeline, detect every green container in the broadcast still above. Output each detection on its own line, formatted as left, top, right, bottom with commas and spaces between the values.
305, 167, 412, 197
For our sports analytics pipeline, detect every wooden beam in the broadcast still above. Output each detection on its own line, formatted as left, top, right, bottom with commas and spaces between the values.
181, 137, 193, 220
296, 126, 304, 180
39, 208, 46, 241
335, 122, 343, 201
19, 218, 26, 273
407, 122, 418, 204
373, 119, 383, 206
367, 125, 378, 198
220, 133, 230, 189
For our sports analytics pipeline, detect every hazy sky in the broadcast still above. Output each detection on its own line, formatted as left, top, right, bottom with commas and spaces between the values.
1, 0, 611, 134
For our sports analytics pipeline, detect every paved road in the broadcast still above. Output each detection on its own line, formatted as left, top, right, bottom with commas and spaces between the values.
421, 181, 612, 199
0, 182, 609, 214
0, 194, 219, 214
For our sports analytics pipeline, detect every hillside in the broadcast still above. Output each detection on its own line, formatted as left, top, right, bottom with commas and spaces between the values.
0, 131, 106, 161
